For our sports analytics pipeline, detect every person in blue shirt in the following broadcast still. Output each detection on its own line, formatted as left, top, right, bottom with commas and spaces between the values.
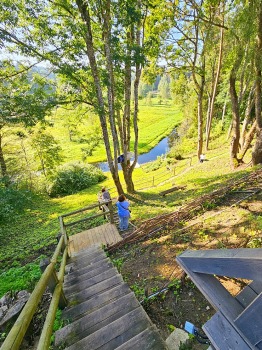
116, 194, 130, 231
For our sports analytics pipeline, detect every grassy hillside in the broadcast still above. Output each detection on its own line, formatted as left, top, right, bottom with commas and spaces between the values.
48, 100, 182, 164
0, 129, 255, 297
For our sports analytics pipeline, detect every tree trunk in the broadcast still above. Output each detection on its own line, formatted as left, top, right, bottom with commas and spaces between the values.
197, 83, 204, 159
76, 0, 124, 194
227, 121, 232, 140
239, 120, 257, 161
206, 19, 224, 150
221, 93, 228, 130
252, 2, 262, 165
0, 130, 7, 178
102, 0, 120, 163
229, 71, 241, 167
130, 25, 142, 174
122, 24, 143, 194
121, 27, 135, 193
252, 128, 262, 164
240, 85, 255, 149
229, 46, 243, 168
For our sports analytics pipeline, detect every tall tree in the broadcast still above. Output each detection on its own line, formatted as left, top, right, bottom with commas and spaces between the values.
0, 0, 156, 193
252, 1, 262, 164
166, 0, 215, 159
0, 61, 56, 179
205, 2, 225, 150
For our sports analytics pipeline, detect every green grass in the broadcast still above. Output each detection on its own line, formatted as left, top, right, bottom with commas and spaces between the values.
48, 99, 182, 163
0, 106, 254, 297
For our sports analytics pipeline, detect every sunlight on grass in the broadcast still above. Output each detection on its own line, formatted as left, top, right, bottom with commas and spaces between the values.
0, 108, 255, 298
48, 100, 182, 163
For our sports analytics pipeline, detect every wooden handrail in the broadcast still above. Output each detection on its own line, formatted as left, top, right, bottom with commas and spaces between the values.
59, 200, 114, 231
64, 211, 110, 227
61, 202, 103, 218
1, 234, 68, 350
37, 246, 68, 350
2, 201, 116, 349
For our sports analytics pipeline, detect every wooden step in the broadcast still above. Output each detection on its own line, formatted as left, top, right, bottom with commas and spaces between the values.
68, 245, 107, 262
64, 260, 113, 286
65, 254, 110, 274
64, 267, 119, 296
66, 274, 123, 303
69, 248, 106, 262
114, 326, 168, 350
62, 283, 131, 321
203, 311, 254, 349
55, 245, 167, 349
70, 244, 101, 259
55, 292, 140, 347
235, 292, 262, 347
63, 307, 153, 350
235, 280, 262, 308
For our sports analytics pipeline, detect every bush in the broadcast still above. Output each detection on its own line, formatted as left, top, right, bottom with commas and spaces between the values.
0, 179, 33, 222
49, 162, 106, 197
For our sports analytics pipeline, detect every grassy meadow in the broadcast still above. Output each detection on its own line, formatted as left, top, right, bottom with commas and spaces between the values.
48, 100, 183, 164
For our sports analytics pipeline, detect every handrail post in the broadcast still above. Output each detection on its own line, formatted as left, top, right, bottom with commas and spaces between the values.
59, 216, 69, 259
40, 259, 67, 309
108, 200, 114, 224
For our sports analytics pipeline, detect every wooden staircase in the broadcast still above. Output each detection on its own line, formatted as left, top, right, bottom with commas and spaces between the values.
177, 248, 262, 350
54, 245, 168, 350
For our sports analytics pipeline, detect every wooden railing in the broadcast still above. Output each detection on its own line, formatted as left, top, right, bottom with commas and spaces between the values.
0, 233, 68, 350
1, 201, 115, 350
59, 200, 115, 234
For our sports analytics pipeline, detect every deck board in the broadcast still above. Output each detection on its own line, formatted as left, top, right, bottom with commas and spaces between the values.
68, 223, 122, 255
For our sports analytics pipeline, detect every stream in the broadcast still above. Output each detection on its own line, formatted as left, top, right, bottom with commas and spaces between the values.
97, 130, 177, 172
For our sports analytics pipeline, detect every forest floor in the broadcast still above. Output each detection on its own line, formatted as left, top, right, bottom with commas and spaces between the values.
111, 169, 262, 349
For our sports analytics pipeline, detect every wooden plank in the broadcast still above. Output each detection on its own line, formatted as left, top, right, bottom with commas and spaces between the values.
114, 326, 168, 350
64, 307, 152, 350
65, 255, 109, 274
64, 262, 113, 287
235, 285, 258, 308
64, 260, 113, 285
68, 248, 107, 266
64, 268, 119, 296
55, 293, 140, 347
203, 312, 255, 350
69, 246, 105, 261
249, 280, 262, 294
64, 212, 106, 228
176, 257, 244, 320
66, 274, 123, 303
61, 203, 102, 217
70, 245, 102, 259
62, 283, 131, 321
234, 279, 262, 308
67, 223, 122, 254
257, 341, 262, 350
159, 185, 186, 196
177, 248, 262, 281
235, 292, 262, 346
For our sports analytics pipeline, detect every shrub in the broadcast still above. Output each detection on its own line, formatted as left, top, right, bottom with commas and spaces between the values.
49, 162, 106, 197
143, 156, 165, 172
0, 179, 33, 222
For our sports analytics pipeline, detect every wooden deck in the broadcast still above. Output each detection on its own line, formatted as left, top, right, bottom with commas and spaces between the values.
68, 223, 122, 256
177, 248, 262, 349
